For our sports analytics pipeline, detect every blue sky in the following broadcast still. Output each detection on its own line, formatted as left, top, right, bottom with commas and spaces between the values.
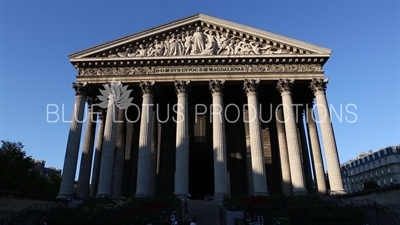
0, 1, 399, 173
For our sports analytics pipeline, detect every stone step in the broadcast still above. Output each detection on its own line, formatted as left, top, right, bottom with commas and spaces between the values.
182, 200, 222, 225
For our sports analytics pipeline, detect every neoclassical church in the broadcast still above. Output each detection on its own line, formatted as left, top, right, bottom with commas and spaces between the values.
57, 14, 345, 200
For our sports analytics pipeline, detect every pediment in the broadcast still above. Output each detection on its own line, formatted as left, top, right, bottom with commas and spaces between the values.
69, 14, 331, 61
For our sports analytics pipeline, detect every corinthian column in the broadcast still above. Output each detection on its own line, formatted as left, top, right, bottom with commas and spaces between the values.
135, 81, 155, 198
90, 109, 106, 197
306, 102, 327, 194
310, 78, 345, 194
275, 105, 291, 195
210, 80, 228, 199
57, 82, 87, 199
243, 79, 268, 196
97, 83, 119, 198
112, 108, 126, 198
174, 80, 190, 199
276, 79, 307, 195
77, 97, 97, 199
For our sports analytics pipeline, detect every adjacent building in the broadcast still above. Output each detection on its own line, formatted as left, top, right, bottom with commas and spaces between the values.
341, 145, 400, 193
33, 160, 62, 178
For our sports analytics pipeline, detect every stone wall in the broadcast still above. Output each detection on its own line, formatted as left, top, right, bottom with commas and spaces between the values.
0, 191, 64, 210
343, 184, 400, 205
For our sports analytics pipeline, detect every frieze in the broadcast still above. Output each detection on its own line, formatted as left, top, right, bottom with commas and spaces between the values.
105, 26, 296, 58
77, 64, 322, 76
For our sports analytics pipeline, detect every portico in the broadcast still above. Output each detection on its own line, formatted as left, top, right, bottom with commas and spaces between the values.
57, 14, 345, 200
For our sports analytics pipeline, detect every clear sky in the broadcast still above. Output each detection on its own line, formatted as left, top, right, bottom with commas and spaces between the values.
0, 1, 399, 173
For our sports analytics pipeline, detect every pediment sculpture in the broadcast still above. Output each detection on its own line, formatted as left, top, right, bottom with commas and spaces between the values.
109, 26, 292, 58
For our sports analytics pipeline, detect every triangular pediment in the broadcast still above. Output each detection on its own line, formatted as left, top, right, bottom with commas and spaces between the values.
69, 14, 331, 60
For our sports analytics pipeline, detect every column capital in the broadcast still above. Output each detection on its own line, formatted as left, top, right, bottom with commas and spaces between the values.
139, 81, 155, 96
209, 80, 225, 95
72, 82, 88, 96
310, 78, 329, 95
243, 79, 260, 95
86, 96, 97, 110
174, 80, 190, 95
276, 79, 294, 94
98, 109, 106, 121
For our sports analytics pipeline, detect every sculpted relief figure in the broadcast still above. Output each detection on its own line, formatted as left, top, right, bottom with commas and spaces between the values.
113, 26, 294, 58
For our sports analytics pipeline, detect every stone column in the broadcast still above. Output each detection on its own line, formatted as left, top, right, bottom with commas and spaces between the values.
77, 97, 97, 199
297, 109, 314, 193
243, 79, 268, 196
135, 81, 155, 198
57, 82, 87, 199
112, 108, 126, 198
310, 78, 345, 194
90, 109, 106, 198
96, 83, 119, 198
210, 80, 229, 199
174, 80, 190, 199
243, 109, 254, 195
275, 105, 292, 195
276, 79, 307, 195
306, 102, 327, 194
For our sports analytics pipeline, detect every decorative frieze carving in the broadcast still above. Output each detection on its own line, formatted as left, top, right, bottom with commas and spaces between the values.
139, 81, 155, 96
77, 64, 322, 76
209, 80, 225, 95
310, 78, 328, 94
243, 79, 260, 95
174, 80, 190, 95
72, 82, 87, 96
276, 79, 294, 94
107, 27, 294, 59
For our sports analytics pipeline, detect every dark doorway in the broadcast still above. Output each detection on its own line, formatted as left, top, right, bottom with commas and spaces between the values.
189, 141, 214, 200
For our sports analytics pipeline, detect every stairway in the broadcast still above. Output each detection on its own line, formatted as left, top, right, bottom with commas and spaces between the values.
183, 199, 222, 225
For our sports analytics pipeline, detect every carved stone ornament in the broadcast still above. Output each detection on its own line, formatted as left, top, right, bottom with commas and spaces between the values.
98, 109, 106, 121
310, 78, 328, 94
243, 79, 260, 95
174, 80, 190, 95
86, 96, 97, 110
139, 81, 155, 96
72, 82, 87, 96
77, 64, 322, 76
209, 80, 225, 95
106, 27, 294, 59
276, 79, 294, 94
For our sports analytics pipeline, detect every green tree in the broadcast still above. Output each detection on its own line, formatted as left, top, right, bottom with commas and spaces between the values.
0, 140, 61, 198
0, 140, 35, 192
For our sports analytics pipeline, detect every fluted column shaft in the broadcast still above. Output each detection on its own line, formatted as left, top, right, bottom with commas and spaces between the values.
174, 80, 190, 199
136, 81, 155, 198
57, 82, 87, 199
77, 99, 97, 199
275, 105, 292, 195
149, 111, 158, 197
90, 110, 106, 197
277, 79, 307, 194
112, 108, 126, 198
244, 109, 254, 195
97, 84, 119, 197
243, 79, 268, 196
311, 78, 345, 193
306, 105, 327, 194
210, 80, 228, 199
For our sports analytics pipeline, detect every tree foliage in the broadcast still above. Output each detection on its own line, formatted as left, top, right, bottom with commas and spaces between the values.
0, 140, 61, 198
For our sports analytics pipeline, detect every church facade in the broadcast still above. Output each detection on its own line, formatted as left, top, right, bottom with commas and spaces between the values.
57, 14, 345, 200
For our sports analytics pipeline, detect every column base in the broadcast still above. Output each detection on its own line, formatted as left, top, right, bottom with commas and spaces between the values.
56, 193, 73, 200
330, 189, 346, 195
292, 190, 308, 196
213, 192, 228, 202
175, 194, 188, 200
253, 191, 269, 196
135, 193, 151, 198
96, 193, 112, 198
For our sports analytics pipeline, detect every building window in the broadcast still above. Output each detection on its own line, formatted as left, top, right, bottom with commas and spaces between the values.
396, 156, 399, 162
365, 175, 368, 180
383, 179, 387, 185
392, 146, 397, 153
390, 177, 393, 184
370, 173, 373, 178
384, 148, 387, 155
379, 160, 381, 166
375, 171, 379, 177
378, 180, 381, 186
381, 169, 384, 175
388, 168, 391, 173
372, 162, 375, 168
360, 176, 363, 181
